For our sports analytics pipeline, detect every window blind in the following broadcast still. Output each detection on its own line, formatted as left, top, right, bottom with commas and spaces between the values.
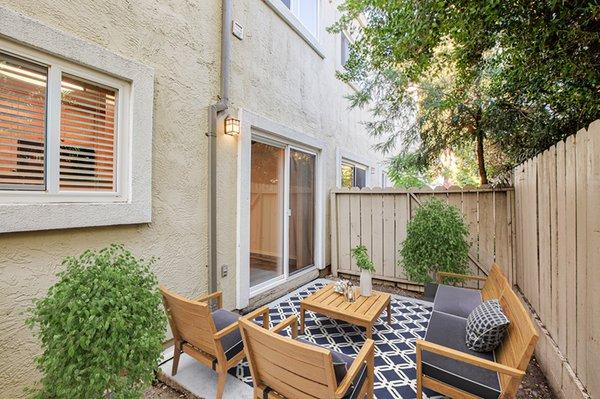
60, 74, 116, 191
0, 53, 47, 189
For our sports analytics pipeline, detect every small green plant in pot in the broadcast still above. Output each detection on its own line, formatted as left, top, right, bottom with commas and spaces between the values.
399, 198, 470, 283
351, 245, 375, 296
27, 244, 166, 399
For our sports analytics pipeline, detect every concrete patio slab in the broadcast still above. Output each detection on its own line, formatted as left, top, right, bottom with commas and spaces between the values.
158, 346, 253, 399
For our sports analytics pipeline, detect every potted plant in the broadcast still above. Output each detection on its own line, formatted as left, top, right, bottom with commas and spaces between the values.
399, 197, 470, 285
351, 245, 375, 296
27, 244, 166, 399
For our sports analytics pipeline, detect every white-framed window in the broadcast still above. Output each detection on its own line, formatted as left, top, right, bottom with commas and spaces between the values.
340, 160, 368, 188
280, 0, 319, 38
0, 40, 130, 203
264, 0, 324, 57
341, 31, 351, 66
0, 6, 154, 233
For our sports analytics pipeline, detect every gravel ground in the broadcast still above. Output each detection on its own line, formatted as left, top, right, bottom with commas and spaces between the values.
146, 277, 556, 399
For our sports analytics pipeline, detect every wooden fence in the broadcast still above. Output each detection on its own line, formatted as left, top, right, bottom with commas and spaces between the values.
330, 186, 515, 290
513, 120, 600, 398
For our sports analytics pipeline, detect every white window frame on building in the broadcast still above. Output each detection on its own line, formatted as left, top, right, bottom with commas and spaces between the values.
237, 110, 326, 309
0, 39, 130, 203
335, 148, 377, 188
264, 0, 324, 58
0, 7, 154, 233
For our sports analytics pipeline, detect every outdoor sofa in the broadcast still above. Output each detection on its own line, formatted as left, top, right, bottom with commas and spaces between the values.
416, 264, 539, 399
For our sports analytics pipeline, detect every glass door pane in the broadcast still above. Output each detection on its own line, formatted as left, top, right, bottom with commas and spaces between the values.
288, 149, 315, 274
250, 141, 285, 287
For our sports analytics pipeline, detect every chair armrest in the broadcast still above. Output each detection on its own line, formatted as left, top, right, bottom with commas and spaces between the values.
243, 306, 270, 329
270, 315, 298, 339
194, 291, 223, 308
213, 320, 238, 341
335, 339, 375, 398
437, 271, 487, 284
416, 340, 525, 377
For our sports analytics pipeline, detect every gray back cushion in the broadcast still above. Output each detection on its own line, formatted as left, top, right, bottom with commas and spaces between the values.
465, 299, 510, 352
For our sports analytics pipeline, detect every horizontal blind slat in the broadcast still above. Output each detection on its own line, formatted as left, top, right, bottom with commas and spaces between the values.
0, 52, 47, 190
60, 74, 117, 192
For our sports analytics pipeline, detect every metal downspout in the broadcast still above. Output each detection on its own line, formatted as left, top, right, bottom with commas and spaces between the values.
207, 0, 232, 294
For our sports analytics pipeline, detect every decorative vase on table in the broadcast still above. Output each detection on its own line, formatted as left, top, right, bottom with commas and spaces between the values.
352, 244, 375, 297
360, 269, 372, 297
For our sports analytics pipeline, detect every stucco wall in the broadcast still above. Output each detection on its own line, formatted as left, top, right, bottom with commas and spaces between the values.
0, 1, 221, 396
0, 0, 384, 397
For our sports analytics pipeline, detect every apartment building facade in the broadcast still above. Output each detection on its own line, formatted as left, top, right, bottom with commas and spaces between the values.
0, 0, 385, 395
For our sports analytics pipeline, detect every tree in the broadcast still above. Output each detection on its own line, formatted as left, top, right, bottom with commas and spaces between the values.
330, 0, 600, 183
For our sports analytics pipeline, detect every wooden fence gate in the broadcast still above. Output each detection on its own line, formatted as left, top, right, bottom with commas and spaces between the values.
330, 186, 515, 290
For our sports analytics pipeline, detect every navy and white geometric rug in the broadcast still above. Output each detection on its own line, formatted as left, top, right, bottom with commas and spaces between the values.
230, 279, 443, 399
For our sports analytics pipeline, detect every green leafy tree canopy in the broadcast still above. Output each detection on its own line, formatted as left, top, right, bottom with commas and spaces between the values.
330, 0, 600, 184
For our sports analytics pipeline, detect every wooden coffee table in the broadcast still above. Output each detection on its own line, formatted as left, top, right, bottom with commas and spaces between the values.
300, 284, 392, 339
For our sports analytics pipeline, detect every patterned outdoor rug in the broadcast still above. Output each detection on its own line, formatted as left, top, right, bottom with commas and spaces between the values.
230, 279, 443, 399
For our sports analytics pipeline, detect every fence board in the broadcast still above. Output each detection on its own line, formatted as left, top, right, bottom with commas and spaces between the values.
575, 128, 588, 384
565, 135, 577, 366
337, 193, 351, 271
556, 140, 567, 355
537, 151, 551, 328
548, 146, 558, 339
479, 191, 495, 276
586, 120, 600, 399
349, 190, 361, 272
382, 194, 396, 278
395, 194, 409, 280
371, 193, 384, 278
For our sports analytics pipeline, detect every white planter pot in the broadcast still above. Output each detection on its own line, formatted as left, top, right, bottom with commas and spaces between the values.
360, 269, 372, 297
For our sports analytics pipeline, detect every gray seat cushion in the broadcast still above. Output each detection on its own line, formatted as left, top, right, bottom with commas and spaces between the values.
434, 284, 482, 318
423, 311, 501, 399
212, 309, 243, 360
292, 337, 368, 399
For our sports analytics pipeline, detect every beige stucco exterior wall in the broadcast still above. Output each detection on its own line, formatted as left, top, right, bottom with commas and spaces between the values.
0, 1, 221, 396
0, 0, 383, 397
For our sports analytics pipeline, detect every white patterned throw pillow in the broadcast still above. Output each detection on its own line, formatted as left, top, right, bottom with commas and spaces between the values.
465, 299, 510, 352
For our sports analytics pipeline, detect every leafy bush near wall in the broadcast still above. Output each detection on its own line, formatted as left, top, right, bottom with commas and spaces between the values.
399, 198, 470, 283
27, 244, 166, 399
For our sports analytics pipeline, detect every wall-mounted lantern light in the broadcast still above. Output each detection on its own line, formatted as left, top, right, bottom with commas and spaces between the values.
224, 116, 240, 136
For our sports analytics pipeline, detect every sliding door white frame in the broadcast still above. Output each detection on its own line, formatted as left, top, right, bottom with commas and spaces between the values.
237, 110, 325, 309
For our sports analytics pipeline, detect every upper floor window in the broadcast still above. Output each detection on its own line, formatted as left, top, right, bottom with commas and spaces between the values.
0, 45, 130, 202
341, 31, 351, 66
280, 0, 319, 38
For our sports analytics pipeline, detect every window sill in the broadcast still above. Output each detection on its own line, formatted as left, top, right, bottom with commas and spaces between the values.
263, 0, 326, 59
0, 6, 154, 233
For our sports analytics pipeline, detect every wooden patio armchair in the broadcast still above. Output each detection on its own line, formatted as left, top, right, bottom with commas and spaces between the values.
160, 287, 269, 399
238, 314, 375, 399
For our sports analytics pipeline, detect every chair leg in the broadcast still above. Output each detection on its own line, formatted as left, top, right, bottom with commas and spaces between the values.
416, 344, 423, 399
367, 345, 375, 398
172, 341, 181, 376
216, 369, 227, 399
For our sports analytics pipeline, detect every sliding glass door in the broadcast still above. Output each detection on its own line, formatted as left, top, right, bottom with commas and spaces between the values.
289, 149, 315, 274
250, 141, 285, 287
249, 138, 316, 291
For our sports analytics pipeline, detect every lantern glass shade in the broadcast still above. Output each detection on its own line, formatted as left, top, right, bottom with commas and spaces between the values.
225, 116, 240, 136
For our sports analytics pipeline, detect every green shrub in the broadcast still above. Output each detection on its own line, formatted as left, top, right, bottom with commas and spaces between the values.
27, 244, 166, 399
399, 198, 470, 283
351, 245, 375, 273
